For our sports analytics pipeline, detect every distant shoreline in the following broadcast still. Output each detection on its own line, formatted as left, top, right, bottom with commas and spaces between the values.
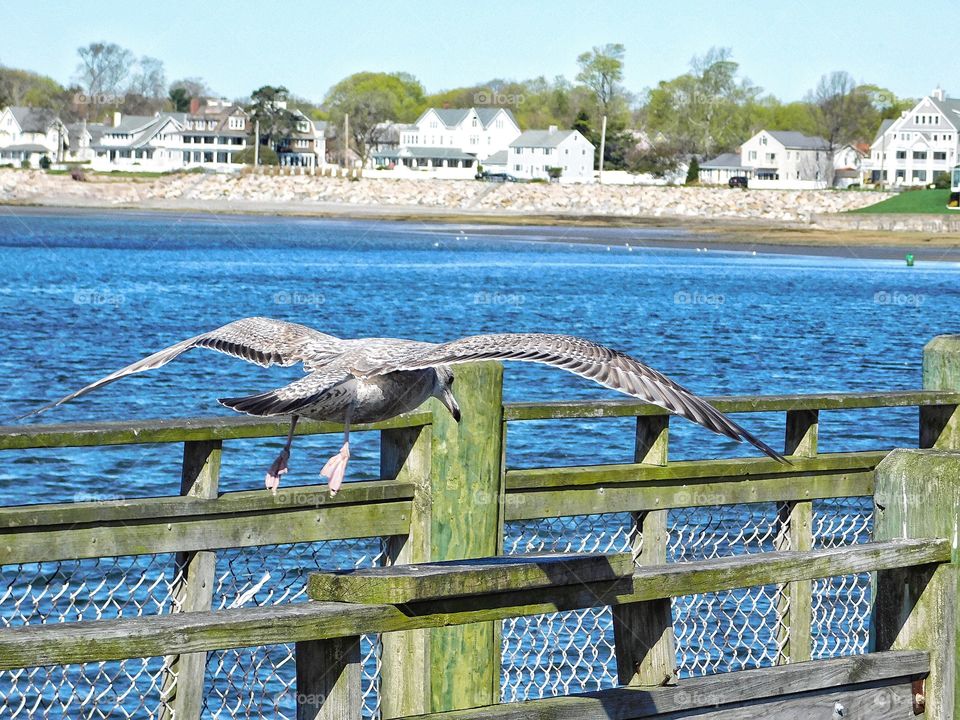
3, 199, 960, 262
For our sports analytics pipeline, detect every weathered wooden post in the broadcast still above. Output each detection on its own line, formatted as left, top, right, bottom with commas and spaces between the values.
774, 409, 816, 664
380, 423, 433, 718
922, 335, 960, 449
160, 440, 221, 720
295, 636, 362, 720
379, 362, 505, 714
612, 414, 677, 686
873, 448, 960, 720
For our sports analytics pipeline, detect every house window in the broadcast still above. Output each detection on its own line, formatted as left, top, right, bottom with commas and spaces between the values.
514, 164, 521, 171
934, 151, 947, 161
228, 117, 244, 130
913, 151, 927, 160
544, 148, 552, 155
207, 120, 216, 130
760, 136, 767, 145
471, 118, 477, 127
765, 153, 776, 162
496, 119, 503, 129
748, 150, 757, 160
430, 121, 437, 129
913, 170, 927, 181
896, 151, 906, 159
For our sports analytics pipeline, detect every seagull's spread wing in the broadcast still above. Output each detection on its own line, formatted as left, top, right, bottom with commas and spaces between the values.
16, 317, 345, 419
218, 364, 355, 417
364, 333, 786, 462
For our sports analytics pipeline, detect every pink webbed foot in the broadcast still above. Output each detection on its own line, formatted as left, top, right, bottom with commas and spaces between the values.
265, 448, 290, 495
320, 442, 351, 496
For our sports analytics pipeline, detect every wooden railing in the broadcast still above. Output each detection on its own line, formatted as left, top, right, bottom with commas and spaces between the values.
0, 336, 958, 719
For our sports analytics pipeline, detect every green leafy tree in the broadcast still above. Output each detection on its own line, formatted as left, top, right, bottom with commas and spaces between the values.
323, 72, 426, 165
685, 157, 699, 184
248, 85, 298, 150
576, 43, 626, 120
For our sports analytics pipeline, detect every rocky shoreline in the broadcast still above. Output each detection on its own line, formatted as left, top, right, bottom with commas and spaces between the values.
0, 170, 891, 224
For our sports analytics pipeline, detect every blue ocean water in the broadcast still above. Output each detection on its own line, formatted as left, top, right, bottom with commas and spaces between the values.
0, 210, 956, 503
0, 210, 956, 717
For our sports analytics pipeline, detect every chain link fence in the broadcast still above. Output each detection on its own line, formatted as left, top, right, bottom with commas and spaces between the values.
501, 497, 875, 702
0, 497, 875, 717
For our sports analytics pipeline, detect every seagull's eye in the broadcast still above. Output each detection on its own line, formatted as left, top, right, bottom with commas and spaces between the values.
448, 375, 455, 387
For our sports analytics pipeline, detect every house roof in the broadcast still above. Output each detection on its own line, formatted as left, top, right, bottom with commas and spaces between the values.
66, 122, 107, 147
929, 95, 960, 129
373, 146, 476, 160
700, 152, 742, 169
510, 129, 589, 149
8, 106, 58, 133
0, 143, 52, 152
421, 107, 518, 130
873, 118, 895, 144
484, 150, 508, 165
765, 130, 829, 150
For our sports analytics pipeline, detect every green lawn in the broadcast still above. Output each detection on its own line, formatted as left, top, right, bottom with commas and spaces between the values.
851, 188, 955, 214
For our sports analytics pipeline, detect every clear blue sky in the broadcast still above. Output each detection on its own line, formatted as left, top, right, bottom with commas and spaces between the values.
6, 0, 957, 103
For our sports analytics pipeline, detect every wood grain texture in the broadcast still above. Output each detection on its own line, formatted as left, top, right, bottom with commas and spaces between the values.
922, 335, 960, 450
309, 553, 635, 604
295, 636, 362, 720
0, 411, 432, 450
380, 424, 433, 719
159, 440, 221, 720
503, 390, 960, 421
0, 539, 946, 670
873, 448, 960, 720
386, 651, 928, 719
426, 362, 504, 712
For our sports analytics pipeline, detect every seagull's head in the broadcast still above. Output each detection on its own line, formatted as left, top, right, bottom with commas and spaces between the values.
433, 367, 461, 422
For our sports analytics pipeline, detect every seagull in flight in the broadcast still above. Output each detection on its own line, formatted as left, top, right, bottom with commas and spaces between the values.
17, 317, 785, 494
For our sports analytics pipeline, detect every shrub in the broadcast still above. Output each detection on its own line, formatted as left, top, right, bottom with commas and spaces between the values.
39, 155, 52, 170
685, 157, 700, 185
70, 167, 86, 182
933, 172, 951, 189
20, 159, 30, 169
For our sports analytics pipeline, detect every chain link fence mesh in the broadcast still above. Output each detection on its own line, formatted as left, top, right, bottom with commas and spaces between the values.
0, 499, 875, 717
501, 497, 874, 702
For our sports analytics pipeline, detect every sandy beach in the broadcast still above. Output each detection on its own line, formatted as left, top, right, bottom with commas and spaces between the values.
3, 169, 960, 259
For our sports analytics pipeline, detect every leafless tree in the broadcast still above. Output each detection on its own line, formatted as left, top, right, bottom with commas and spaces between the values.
75, 42, 133, 100
807, 71, 873, 186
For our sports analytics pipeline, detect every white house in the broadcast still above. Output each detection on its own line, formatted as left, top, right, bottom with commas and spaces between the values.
0, 106, 68, 167
65, 121, 106, 163
508, 127, 595, 182
863, 88, 959, 186
399, 107, 520, 159
180, 99, 250, 169
700, 129, 832, 188
92, 112, 186, 171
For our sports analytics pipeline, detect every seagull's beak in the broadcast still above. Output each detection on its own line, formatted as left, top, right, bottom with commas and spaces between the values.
440, 387, 461, 422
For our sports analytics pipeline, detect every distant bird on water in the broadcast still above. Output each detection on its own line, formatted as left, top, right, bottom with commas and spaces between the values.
17, 317, 785, 494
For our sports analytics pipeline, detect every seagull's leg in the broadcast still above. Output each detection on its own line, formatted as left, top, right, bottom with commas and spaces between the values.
265, 415, 299, 494
320, 407, 352, 496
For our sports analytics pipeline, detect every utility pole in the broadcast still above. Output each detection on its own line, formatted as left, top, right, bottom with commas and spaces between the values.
254, 119, 260, 167
598, 115, 607, 184
343, 113, 349, 170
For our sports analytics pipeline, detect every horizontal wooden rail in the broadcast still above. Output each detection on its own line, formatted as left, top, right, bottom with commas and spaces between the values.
504, 451, 883, 520
504, 389, 960, 421
0, 411, 433, 450
0, 538, 945, 670
394, 651, 929, 720
0, 480, 413, 564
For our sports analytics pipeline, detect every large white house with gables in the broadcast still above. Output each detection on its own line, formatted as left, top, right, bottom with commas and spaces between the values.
863, 88, 959, 186
372, 107, 521, 177
0, 106, 68, 167
508, 127, 595, 182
